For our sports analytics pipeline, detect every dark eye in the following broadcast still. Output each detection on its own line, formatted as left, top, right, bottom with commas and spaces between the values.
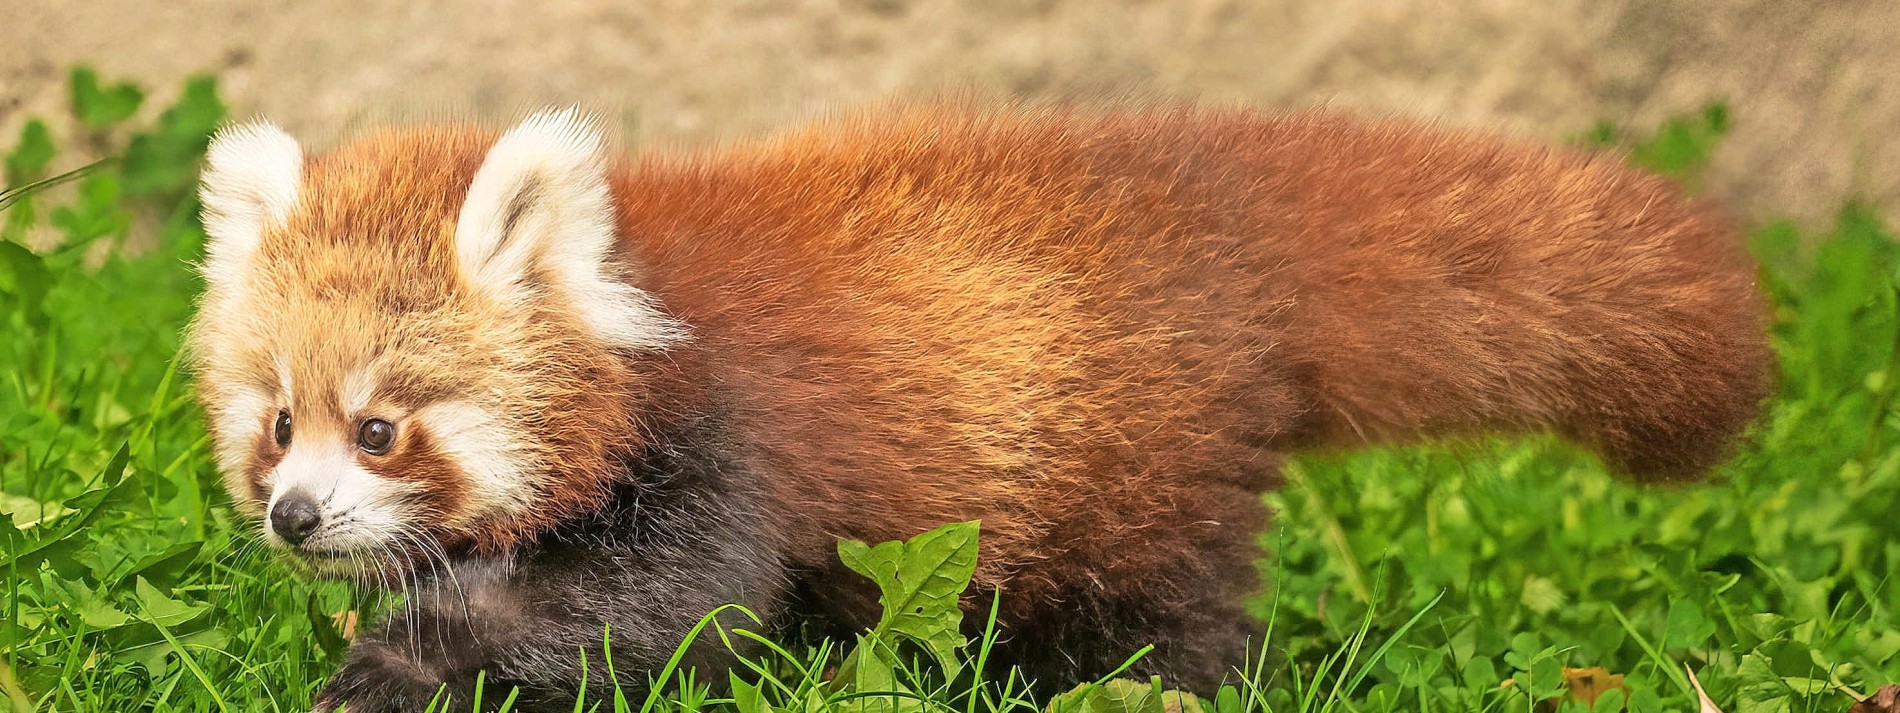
273, 410, 293, 448
358, 418, 396, 455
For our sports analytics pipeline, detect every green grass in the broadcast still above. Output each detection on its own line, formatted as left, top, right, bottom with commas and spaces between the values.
3, 70, 1897, 713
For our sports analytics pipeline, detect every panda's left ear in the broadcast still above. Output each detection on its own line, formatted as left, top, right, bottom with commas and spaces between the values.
454, 108, 683, 350
199, 121, 302, 287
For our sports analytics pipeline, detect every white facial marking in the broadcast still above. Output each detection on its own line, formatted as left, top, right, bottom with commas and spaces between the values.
414, 400, 531, 523
339, 364, 379, 417
275, 356, 294, 408
454, 107, 685, 350
267, 440, 413, 552
211, 385, 271, 476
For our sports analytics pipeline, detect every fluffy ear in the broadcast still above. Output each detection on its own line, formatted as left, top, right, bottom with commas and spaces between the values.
455, 108, 682, 350
199, 121, 302, 287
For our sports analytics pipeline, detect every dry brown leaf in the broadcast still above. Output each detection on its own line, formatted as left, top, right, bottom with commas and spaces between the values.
1567, 667, 1629, 707
1535, 667, 1631, 712
1849, 685, 1900, 713
331, 610, 358, 641
1686, 666, 1724, 713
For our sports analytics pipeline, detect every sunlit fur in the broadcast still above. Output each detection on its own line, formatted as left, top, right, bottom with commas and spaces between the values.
190, 114, 662, 561
187, 102, 1771, 708
198, 121, 302, 290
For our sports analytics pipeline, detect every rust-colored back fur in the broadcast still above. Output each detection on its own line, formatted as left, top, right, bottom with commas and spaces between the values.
609, 104, 1770, 615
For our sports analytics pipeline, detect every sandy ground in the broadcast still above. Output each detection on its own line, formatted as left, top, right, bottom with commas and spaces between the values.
3, 0, 1898, 227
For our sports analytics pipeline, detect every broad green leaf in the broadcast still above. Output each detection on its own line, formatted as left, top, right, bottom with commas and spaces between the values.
729, 671, 767, 713
69, 67, 144, 129
1591, 688, 1628, 713
4, 119, 55, 183
1664, 599, 1716, 648
132, 577, 208, 629
1212, 686, 1240, 713
1733, 695, 1789, 713
1756, 640, 1821, 679
1462, 656, 1500, 694
836, 520, 980, 677
1777, 677, 1829, 696
840, 633, 918, 713
115, 541, 201, 590
0, 492, 74, 529
1526, 657, 1567, 700
0, 444, 133, 573
119, 626, 229, 677
56, 578, 132, 630
121, 74, 224, 198
1047, 679, 1204, 713
47, 173, 130, 246
0, 239, 51, 322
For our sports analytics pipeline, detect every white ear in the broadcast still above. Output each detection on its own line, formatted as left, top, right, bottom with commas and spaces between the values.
199, 121, 302, 287
455, 108, 682, 350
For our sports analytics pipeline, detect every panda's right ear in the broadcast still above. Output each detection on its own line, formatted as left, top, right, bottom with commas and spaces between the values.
199, 121, 302, 287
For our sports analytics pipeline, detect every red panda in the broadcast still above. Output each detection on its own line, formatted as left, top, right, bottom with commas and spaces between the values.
186, 103, 1770, 712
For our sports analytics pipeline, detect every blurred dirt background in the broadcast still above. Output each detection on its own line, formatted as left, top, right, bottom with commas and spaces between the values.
3, 0, 1897, 227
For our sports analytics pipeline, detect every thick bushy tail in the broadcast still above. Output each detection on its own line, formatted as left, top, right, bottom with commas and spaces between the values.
1270, 129, 1772, 482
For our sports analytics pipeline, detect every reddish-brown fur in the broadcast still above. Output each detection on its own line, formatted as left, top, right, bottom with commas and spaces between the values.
612, 104, 1770, 603
197, 102, 1770, 693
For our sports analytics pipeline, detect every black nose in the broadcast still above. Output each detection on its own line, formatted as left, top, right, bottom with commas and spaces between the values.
270, 492, 323, 545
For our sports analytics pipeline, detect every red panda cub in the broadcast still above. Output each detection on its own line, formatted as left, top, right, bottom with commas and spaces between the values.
187, 104, 1770, 711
